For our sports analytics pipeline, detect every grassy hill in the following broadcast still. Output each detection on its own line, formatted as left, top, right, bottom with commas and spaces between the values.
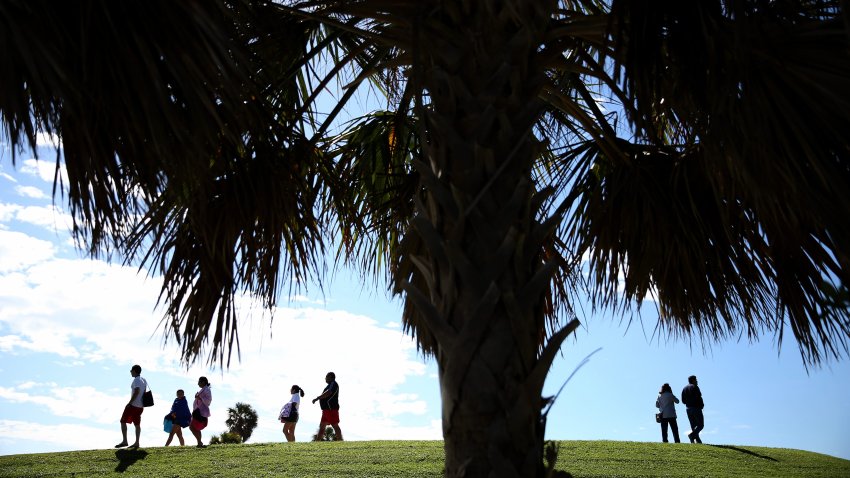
1, 440, 848, 477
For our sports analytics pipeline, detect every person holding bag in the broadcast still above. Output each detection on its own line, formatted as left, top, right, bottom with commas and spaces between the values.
279, 385, 305, 442
165, 389, 192, 446
115, 364, 147, 449
189, 377, 212, 448
655, 383, 681, 443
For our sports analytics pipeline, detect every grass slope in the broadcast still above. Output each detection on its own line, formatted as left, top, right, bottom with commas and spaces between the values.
1, 440, 848, 477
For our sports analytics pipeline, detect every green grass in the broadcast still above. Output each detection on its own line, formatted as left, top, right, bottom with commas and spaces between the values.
1, 440, 847, 477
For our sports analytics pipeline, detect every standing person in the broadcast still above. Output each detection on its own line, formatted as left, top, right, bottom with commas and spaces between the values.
115, 364, 147, 449
189, 377, 212, 448
655, 383, 681, 443
165, 389, 192, 446
311, 372, 342, 441
279, 385, 305, 442
681, 375, 705, 443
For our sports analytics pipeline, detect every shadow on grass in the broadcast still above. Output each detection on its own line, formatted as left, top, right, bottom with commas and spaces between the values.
710, 445, 779, 462
115, 448, 149, 472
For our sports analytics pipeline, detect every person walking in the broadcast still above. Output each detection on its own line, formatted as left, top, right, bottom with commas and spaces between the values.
279, 385, 305, 442
655, 383, 681, 443
681, 375, 705, 443
311, 372, 342, 441
115, 364, 147, 449
165, 389, 192, 446
189, 377, 212, 448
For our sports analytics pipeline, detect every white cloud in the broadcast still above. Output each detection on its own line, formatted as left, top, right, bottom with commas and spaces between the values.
14, 186, 47, 200
13, 204, 73, 230
0, 204, 21, 223
0, 420, 115, 453
19, 158, 66, 185
0, 231, 55, 273
35, 132, 61, 149
0, 384, 121, 422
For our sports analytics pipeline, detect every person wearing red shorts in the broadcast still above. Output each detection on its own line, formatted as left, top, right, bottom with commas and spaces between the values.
115, 364, 147, 449
311, 372, 342, 441
189, 376, 212, 448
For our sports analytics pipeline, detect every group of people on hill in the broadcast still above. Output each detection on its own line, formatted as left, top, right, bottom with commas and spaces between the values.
655, 375, 705, 444
114, 365, 212, 449
113, 365, 342, 449
277, 372, 343, 442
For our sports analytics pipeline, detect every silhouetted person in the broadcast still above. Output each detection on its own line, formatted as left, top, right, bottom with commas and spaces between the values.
681, 375, 705, 443
280, 385, 305, 442
655, 383, 681, 443
312, 372, 342, 441
165, 389, 191, 446
189, 376, 212, 447
115, 364, 147, 449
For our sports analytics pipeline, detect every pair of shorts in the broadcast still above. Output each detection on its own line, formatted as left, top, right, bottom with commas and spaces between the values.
120, 404, 144, 426
190, 409, 208, 431
321, 409, 340, 425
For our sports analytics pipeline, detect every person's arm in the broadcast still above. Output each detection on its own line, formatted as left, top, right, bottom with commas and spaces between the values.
312, 383, 336, 404
200, 388, 212, 406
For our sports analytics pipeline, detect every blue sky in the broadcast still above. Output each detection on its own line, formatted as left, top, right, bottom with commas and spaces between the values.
1, 136, 848, 461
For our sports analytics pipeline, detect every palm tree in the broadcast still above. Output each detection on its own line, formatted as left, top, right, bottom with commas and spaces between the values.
2, 1, 849, 476
225, 402, 259, 443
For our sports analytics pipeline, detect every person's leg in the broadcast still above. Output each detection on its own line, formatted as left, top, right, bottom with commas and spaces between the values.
328, 410, 342, 441
116, 405, 131, 447
166, 427, 175, 446
117, 421, 129, 447
131, 423, 141, 447
176, 426, 185, 446
660, 419, 669, 442
315, 420, 328, 441
686, 409, 700, 443
692, 410, 704, 443
190, 426, 201, 445
670, 418, 681, 443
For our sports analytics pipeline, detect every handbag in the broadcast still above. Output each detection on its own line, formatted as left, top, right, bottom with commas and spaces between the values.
163, 415, 173, 433
655, 412, 662, 423
279, 402, 298, 422
142, 390, 155, 407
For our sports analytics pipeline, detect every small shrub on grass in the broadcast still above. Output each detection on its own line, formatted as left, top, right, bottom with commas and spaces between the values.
312, 425, 336, 441
209, 432, 243, 445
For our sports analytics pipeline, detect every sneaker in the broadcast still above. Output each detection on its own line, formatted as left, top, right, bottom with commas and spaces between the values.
114, 442, 128, 448
196, 444, 207, 448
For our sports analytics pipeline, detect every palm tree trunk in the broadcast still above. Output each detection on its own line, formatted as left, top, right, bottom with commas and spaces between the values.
404, 1, 565, 475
